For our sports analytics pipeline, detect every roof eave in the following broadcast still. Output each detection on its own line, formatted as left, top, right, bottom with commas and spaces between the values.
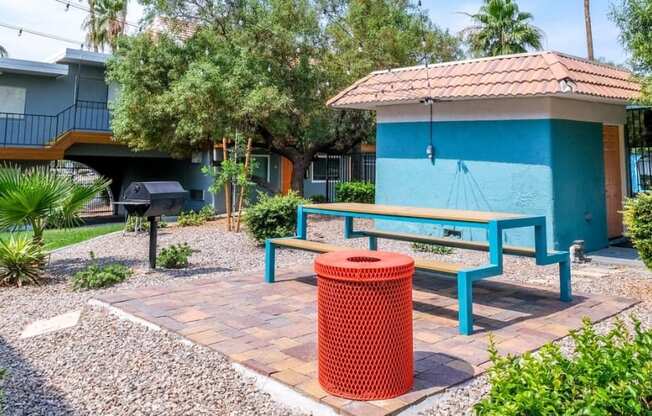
52, 48, 110, 67
329, 92, 639, 110
0, 58, 69, 77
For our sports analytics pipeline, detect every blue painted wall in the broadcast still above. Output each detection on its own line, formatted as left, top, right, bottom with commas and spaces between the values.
0, 64, 108, 115
375, 118, 608, 251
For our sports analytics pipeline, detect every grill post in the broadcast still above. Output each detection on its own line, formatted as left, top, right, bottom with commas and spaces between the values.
148, 216, 157, 269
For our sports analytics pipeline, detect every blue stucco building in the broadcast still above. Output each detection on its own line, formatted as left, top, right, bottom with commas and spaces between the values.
329, 51, 640, 251
0, 48, 368, 214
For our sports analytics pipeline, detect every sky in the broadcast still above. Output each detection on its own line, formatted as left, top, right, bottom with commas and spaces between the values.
0, 0, 630, 65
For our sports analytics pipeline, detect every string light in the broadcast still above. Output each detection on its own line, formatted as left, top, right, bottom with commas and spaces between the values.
0, 21, 83, 47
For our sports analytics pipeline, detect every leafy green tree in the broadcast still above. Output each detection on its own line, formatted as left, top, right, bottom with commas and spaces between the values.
83, 0, 128, 52
611, 0, 652, 103
107, 0, 462, 194
462, 0, 544, 57
0, 166, 111, 245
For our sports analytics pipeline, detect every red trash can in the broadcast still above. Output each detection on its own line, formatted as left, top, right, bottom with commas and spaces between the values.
314, 250, 414, 400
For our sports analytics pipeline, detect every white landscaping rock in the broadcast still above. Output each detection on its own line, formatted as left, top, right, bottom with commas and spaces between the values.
20, 310, 81, 338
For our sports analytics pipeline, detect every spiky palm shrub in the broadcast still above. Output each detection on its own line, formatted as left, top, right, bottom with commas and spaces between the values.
0, 165, 111, 245
0, 234, 47, 286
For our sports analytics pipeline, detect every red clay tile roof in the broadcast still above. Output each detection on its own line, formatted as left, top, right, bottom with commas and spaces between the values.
327, 51, 641, 108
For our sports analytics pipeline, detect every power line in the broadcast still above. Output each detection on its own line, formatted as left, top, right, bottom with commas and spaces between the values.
0, 21, 84, 47
52, 0, 141, 30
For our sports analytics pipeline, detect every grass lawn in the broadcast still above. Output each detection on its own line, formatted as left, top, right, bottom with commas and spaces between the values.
0, 223, 123, 250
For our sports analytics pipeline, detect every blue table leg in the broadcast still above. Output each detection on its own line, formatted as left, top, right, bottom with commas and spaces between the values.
487, 220, 503, 270
457, 272, 473, 335
296, 205, 307, 240
368, 236, 378, 250
265, 240, 275, 283
559, 257, 572, 302
344, 217, 353, 239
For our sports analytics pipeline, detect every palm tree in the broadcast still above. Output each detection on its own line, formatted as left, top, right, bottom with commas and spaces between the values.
462, 0, 544, 57
0, 44, 8, 58
0, 165, 111, 245
584, 0, 594, 60
83, 0, 128, 52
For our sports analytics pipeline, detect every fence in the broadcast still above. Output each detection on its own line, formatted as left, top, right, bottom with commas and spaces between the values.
49, 160, 114, 217
308, 152, 376, 202
0, 100, 111, 147
625, 107, 652, 195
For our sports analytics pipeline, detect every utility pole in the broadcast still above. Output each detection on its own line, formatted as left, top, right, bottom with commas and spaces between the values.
584, 0, 594, 60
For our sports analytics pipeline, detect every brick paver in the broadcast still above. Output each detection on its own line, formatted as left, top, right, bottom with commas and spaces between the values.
95, 264, 638, 416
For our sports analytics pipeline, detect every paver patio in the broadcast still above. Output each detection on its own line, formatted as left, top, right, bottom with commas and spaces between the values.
95, 264, 638, 416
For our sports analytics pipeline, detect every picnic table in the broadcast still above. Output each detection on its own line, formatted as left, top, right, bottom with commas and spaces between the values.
265, 202, 571, 335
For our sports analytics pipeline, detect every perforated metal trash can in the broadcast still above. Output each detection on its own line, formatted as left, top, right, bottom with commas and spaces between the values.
314, 250, 414, 401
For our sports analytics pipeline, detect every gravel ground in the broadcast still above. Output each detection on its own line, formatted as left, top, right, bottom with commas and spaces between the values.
1, 217, 651, 415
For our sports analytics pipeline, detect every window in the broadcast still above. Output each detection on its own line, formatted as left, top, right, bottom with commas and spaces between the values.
0, 86, 26, 117
251, 155, 270, 182
311, 155, 341, 182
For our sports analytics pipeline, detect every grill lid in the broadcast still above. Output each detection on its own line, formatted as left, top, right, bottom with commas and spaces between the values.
123, 181, 188, 201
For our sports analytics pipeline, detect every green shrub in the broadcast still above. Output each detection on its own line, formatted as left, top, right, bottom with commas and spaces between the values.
198, 204, 215, 221
124, 216, 167, 232
71, 251, 132, 290
177, 210, 205, 227
0, 234, 47, 287
411, 242, 454, 255
157, 243, 193, 268
0, 367, 4, 412
335, 181, 374, 203
243, 191, 309, 244
623, 192, 652, 269
475, 317, 652, 416
177, 206, 214, 227
310, 194, 329, 203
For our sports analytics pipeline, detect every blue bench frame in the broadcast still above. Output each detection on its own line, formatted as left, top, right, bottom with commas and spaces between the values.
265, 205, 572, 335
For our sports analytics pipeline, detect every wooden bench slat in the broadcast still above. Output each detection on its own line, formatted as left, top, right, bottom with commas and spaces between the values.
272, 239, 349, 253
413, 259, 466, 274
272, 239, 469, 275
362, 230, 536, 257
303, 202, 526, 223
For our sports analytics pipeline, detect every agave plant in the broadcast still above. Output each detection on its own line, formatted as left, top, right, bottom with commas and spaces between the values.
0, 234, 47, 286
0, 165, 111, 245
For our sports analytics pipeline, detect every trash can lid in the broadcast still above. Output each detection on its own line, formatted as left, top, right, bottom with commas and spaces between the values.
314, 250, 414, 282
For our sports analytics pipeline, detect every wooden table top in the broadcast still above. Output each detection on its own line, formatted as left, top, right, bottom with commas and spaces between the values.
302, 203, 529, 223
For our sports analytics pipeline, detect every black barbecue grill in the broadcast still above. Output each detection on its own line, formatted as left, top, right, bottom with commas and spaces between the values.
115, 181, 188, 269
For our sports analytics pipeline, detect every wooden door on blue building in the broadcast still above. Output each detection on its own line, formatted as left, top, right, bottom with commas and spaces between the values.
603, 125, 624, 238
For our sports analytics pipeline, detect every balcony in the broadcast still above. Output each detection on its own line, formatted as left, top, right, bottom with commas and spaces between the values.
0, 100, 111, 147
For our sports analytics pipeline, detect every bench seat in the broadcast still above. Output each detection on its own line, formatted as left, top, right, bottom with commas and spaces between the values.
271, 238, 468, 275
360, 229, 536, 257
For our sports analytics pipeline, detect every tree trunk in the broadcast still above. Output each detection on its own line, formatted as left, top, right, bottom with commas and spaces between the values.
235, 138, 253, 232
584, 0, 594, 60
290, 158, 308, 196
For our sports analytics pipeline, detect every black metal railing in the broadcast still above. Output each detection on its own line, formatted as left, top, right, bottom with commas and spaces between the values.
0, 100, 111, 147
625, 107, 652, 195
49, 160, 114, 216
311, 152, 376, 202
